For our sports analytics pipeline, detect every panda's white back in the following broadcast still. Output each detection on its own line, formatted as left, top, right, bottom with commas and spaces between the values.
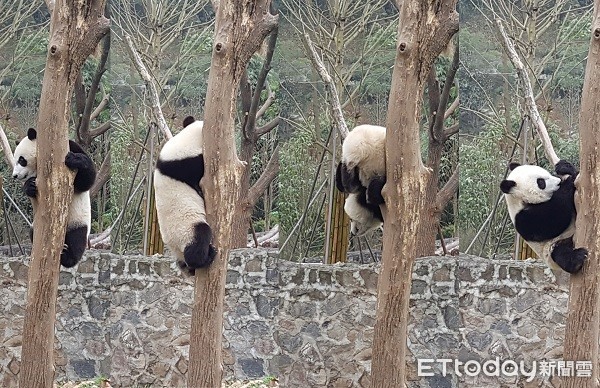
342, 124, 386, 186
159, 120, 204, 161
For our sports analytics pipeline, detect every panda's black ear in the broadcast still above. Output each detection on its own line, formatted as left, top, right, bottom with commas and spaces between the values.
500, 180, 516, 194
508, 162, 520, 171
27, 128, 37, 140
183, 116, 195, 128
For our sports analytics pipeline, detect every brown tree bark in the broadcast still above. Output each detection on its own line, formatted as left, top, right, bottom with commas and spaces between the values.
18, 1, 109, 386
563, 5, 600, 387
371, 1, 458, 386
187, 1, 277, 386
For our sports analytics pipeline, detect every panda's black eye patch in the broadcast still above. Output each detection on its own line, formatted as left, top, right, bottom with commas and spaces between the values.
18, 156, 27, 167
537, 178, 546, 190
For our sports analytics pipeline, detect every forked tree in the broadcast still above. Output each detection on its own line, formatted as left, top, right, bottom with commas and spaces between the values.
564, 4, 600, 387
187, 0, 278, 385
371, 0, 458, 386
18, 0, 109, 386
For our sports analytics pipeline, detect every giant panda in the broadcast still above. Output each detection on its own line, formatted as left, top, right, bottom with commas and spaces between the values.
335, 124, 386, 236
153, 116, 216, 275
12, 127, 96, 268
500, 160, 587, 273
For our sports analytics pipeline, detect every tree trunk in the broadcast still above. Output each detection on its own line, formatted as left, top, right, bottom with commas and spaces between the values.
371, 1, 457, 386
18, 1, 109, 386
563, 6, 600, 387
187, 1, 277, 386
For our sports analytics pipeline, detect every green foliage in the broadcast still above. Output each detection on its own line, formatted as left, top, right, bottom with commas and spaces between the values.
278, 125, 325, 259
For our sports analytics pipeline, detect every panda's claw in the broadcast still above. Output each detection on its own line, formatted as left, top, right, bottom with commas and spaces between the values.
65, 151, 86, 170
23, 177, 37, 198
555, 160, 578, 177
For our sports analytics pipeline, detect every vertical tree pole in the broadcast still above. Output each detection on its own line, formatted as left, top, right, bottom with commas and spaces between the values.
371, 1, 457, 387
564, 5, 600, 387
187, 1, 277, 386
18, 1, 109, 386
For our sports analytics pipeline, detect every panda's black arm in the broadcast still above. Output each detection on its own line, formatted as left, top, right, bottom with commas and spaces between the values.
67, 140, 97, 193
515, 182, 576, 242
555, 159, 579, 177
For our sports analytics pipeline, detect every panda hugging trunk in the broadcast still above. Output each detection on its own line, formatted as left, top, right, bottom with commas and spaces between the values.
500, 160, 587, 274
12, 128, 96, 268
153, 116, 216, 275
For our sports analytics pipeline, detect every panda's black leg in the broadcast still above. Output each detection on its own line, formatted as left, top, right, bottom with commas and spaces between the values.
61, 226, 88, 268
182, 222, 217, 274
65, 152, 97, 193
23, 177, 37, 198
366, 176, 386, 205
336, 162, 362, 193
551, 237, 587, 274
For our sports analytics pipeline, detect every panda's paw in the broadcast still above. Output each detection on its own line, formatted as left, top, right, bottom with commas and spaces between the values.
555, 160, 577, 177
571, 248, 588, 273
23, 177, 37, 198
65, 152, 87, 171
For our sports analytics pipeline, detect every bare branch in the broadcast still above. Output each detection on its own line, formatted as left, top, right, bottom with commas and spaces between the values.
256, 85, 275, 120
91, 91, 110, 121
89, 154, 110, 199
496, 18, 559, 165
435, 166, 459, 212
89, 121, 112, 138
302, 33, 348, 139
244, 27, 279, 136
444, 95, 459, 119
0, 124, 14, 170
247, 146, 280, 207
123, 34, 172, 139
443, 122, 459, 140
256, 116, 281, 138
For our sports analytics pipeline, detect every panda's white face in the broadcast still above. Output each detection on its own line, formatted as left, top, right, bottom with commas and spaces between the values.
501, 164, 561, 207
12, 131, 37, 181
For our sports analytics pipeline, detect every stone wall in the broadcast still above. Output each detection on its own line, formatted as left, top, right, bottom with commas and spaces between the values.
0, 249, 568, 387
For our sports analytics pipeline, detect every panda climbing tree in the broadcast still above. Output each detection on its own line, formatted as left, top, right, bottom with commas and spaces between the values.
17, 0, 109, 386
497, 15, 600, 386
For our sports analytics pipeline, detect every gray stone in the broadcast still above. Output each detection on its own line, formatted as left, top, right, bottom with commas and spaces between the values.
255, 294, 279, 318
411, 279, 428, 294
239, 358, 265, 378
71, 359, 96, 378
426, 374, 453, 388
466, 330, 493, 351
442, 305, 460, 330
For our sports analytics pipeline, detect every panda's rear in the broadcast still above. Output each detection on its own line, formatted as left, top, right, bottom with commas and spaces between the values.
153, 116, 216, 274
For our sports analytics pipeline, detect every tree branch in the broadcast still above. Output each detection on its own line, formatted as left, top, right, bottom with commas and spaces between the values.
90, 90, 110, 121
435, 166, 458, 212
302, 33, 348, 139
0, 124, 14, 170
244, 26, 278, 137
247, 146, 279, 207
89, 121, 112, 138
123, 33, 172, 140
443, 122, 459, 140
256, 85, 275, 120
496, 19, 559, 165
78, 32, 110, 147
89, 154, 110, 199
444, 95, 459, 119
256, 116, 281, 137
